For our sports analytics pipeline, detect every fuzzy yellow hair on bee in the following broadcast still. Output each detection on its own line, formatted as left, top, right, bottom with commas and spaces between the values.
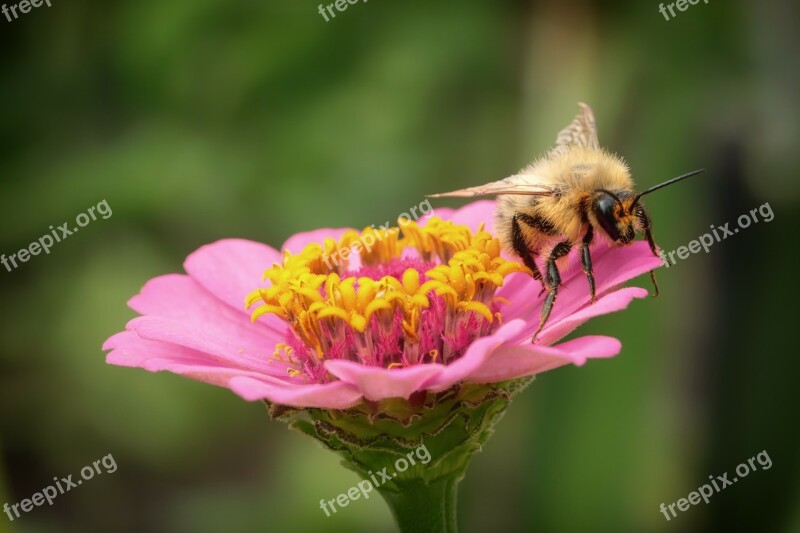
430, 103, 705, 342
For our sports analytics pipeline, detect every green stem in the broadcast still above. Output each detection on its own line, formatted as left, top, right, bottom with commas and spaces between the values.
379, 475, 461, 533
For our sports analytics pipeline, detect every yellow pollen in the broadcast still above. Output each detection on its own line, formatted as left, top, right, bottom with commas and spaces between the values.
247, 217, 529, 361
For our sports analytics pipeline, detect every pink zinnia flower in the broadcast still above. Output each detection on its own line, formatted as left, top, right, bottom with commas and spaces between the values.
103, 200, 661, 409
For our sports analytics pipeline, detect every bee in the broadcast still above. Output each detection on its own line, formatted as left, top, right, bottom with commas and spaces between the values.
430, 103, 704, 341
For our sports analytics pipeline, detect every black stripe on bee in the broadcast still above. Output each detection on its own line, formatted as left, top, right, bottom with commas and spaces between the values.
516, 212, 558, 236
577, 195, 591, 223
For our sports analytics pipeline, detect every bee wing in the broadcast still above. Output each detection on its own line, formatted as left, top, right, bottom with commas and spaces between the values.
551, 102, 600, 155
428, 174, 557, 198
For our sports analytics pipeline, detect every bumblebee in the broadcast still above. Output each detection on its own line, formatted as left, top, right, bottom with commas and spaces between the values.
430, 103, 704, 341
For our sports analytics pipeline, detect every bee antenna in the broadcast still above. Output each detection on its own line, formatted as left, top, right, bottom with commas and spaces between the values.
631, 169, 706, 208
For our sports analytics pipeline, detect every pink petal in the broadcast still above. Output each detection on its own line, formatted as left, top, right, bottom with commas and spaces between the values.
227, 376, 362, 408
424, 206, 455, 222
421, 318, 623, 391
281, 228, 355, 255
422, 319, 531, 393
124, 315, 283, 375
537, 287, 648, 345
128, 273, 285, 341
499, 286, 649, 346
465, 335, 621, 383
446, 200, 497, 234
546, 241, 662, 325
496, 241, 662, 328
105, 331, 207, 365
105, 331, 290, 384
183, 238, 282, 316
495, 271, 539, 323
324, 360, 445, 402
106, 331, 360, 407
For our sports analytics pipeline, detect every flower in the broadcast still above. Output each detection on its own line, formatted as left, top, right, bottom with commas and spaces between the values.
103, 200, 662, 410
104, 199, 665, 532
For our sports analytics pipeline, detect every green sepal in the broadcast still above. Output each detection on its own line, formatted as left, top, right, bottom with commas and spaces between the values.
265, 377, 533, 532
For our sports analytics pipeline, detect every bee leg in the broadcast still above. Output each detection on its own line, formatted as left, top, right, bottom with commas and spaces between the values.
537, 250, 548, 297
533, 240, 572, 342
581, 225, 596, 302
511, 213, 544, 285
635, 205, 659, 297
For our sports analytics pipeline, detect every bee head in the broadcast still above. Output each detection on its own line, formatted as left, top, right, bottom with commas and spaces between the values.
592, 190, 636, 245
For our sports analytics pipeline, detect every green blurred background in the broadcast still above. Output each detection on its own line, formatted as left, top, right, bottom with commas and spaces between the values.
1, 1, 798, 532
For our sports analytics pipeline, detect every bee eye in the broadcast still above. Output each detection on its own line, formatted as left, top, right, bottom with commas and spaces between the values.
593, 193, 622, 241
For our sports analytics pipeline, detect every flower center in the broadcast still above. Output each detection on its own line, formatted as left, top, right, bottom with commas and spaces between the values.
246, 217, 527, 383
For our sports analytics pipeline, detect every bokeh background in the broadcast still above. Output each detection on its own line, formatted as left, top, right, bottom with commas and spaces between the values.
1, 1, 798, 532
